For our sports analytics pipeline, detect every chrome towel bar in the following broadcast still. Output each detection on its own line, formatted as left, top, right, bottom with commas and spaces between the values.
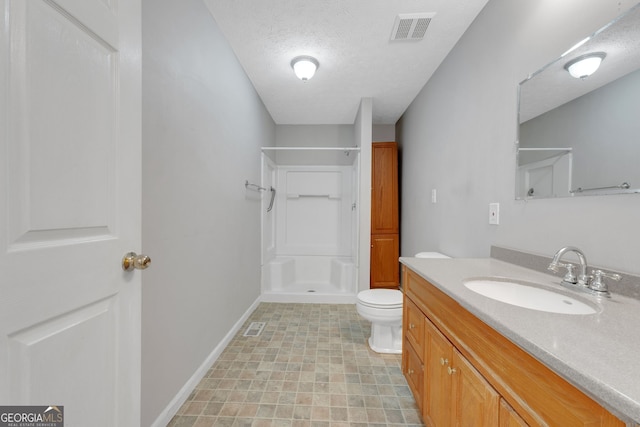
245, 181, 276, 212
570, 181, 630, 193
245, 180, 266, 191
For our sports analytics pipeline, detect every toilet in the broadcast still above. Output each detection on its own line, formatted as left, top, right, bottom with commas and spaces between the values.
356, 251, 450, 354
356, 288, 404, 353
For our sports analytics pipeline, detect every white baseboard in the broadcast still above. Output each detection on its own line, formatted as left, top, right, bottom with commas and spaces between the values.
149, 296, 262, 427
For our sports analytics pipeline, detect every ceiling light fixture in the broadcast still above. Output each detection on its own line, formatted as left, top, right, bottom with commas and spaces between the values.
564, 52, 606, 79
291, 56, 319, 82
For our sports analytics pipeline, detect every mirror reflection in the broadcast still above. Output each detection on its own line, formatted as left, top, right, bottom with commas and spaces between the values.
516, 3, 640, 199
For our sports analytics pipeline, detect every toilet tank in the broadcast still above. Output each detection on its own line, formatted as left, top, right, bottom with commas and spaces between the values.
414, 252, 450, 259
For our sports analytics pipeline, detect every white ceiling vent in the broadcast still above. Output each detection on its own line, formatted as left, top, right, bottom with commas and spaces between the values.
391, 13, 436, 41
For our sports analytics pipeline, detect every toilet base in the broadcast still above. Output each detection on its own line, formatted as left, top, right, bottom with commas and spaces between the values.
367, 322, 402, 354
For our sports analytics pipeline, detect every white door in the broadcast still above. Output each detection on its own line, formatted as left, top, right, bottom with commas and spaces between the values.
0, 0, 142, 426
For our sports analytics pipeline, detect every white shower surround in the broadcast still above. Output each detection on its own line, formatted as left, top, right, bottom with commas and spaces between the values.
261, 155, 359, 303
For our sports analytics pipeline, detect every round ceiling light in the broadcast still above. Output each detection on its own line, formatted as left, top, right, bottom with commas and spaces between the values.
564, 52, 606, 79
291, 56, 319, 82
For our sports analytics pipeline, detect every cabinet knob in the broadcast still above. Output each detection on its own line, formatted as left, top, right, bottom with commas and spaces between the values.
447, 367, 457, 375
440, 357, 448, 366
409, 323, 415, 329
408, 369, 414, 375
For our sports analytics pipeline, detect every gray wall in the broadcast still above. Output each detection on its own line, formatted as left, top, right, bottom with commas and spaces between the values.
276, 125, 354, 147
398, 0, 640, 275
373, 124, 395, 142
273, 125, 355, 165
141, 0, 275, 424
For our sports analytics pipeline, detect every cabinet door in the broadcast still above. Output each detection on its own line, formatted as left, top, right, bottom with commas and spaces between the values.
370, 233, 399, 288
499, 399, 529, 427
403, 340, 424, 411
371, 142, 398, 234
451, 349, 499, 427
424, 318, 453, 426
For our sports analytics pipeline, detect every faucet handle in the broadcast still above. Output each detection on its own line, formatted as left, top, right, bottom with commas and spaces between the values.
589, 269, 621, 295
561, 263, 578, 284
548, 262, 578, 284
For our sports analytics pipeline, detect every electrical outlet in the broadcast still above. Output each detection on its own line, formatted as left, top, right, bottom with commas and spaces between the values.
489, 203, 499, 225
431, 189, 437, 203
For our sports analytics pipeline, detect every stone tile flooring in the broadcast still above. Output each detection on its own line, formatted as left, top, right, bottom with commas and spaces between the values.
168, 303, 423, 426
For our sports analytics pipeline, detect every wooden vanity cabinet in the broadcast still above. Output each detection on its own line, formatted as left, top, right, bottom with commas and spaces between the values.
402, 266, 625, 427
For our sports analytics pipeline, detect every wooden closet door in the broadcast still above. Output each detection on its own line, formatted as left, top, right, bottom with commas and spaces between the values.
371, 233, 400, 288
371, 142, 398, 234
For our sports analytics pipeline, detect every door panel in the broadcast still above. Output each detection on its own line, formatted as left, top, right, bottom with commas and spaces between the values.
371, 142, 398, 234
452, 349, 499, 427
7, 0, 117, 248
0, 0, 141, 425
370, 233, 399, 288
8, 298, 116, 424
424, 319, 452, 426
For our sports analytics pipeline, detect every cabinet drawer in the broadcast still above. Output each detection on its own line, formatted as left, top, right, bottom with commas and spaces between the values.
404, 296, 425, 357
403, 339, 424, 411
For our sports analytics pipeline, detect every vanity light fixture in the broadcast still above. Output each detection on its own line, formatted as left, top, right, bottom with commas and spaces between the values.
564, 52, 606, 79
291, 56, 319, 82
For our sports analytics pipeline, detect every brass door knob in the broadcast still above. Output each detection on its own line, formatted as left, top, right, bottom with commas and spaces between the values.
122, 252, 151, 271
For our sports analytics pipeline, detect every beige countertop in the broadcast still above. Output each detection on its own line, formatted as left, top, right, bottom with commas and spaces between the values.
399, 256, 640, 424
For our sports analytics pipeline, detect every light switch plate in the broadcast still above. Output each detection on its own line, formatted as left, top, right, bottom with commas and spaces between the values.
489, 203, 499, 225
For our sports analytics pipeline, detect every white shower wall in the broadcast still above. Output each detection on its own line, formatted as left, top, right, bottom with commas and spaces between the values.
261, 159, 359, 301
276, 166, 353, 256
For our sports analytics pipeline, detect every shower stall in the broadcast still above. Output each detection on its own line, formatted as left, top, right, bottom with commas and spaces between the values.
260, 146, 360, 303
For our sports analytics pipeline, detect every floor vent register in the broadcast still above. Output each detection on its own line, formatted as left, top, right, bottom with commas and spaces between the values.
243, 322, 266, 337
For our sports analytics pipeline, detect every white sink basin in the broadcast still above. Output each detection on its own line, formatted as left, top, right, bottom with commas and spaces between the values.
463, 278, 596, 314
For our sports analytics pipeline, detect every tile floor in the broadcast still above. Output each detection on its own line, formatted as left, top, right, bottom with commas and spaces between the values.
168, 302, 423, 427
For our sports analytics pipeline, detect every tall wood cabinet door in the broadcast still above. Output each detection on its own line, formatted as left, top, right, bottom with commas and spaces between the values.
371, 142, 398, 234
451, 349, 500, 427
370, 233, 399, 288
424, 318, 453, 427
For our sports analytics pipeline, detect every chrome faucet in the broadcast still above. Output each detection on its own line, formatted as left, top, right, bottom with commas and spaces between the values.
548, 246, 621, 297
548, 246, 590, 287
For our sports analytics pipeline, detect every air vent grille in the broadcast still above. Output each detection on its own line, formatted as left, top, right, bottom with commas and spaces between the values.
391, 13, 436, 41
243, 322, 265, 337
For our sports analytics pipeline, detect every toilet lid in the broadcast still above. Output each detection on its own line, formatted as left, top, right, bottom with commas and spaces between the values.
415, 252, 450, 259
358, 289, 403, 308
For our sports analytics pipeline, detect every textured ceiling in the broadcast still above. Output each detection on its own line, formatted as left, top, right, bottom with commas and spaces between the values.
520, 3, 640, 123
204, 0, 489, 125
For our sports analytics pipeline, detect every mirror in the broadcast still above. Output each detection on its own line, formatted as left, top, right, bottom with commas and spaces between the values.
516, 3, 640, 199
